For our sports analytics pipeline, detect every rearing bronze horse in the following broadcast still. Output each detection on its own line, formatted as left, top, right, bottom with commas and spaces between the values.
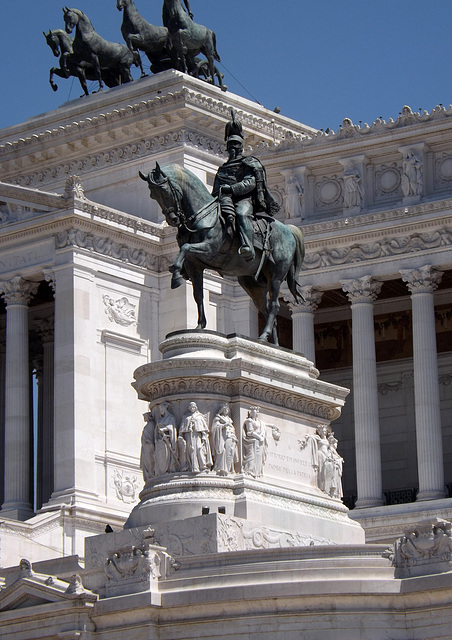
140, 164, 305, 344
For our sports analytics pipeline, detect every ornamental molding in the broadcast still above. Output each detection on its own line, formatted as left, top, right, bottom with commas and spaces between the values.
55, 227, 171, 271
303, 197, 452, 237
0, 87, 303, 160
137, 376, 340, 421
9, 128, 224, 189
273, 104, 452, 152
304, 225, 452, 271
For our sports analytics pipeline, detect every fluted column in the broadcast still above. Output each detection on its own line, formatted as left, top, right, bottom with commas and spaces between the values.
0, 277, 38, 520
342, 276, 384, 508
400, 266, 446, 500
289, 287, 323, 364
34, 316, 55, 510
0, 328, 5, 509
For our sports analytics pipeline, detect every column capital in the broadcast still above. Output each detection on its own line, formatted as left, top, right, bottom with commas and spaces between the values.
0, 277, 39, 306
288, 287, 323, 314
341, 276, 382, 304
43, 269, 56, 293
33, 316, 55, 343
400, 266, 443, 294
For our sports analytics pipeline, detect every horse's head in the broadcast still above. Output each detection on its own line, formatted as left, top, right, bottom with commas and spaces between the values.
63, 7, 78, 34
43, 30, 60, 57
116, 0, 128, 11
139, 164, 182, 227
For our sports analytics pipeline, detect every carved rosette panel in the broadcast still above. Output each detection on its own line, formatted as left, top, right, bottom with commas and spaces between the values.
435, 152, 452, 188
315, 176, 343, 210
374, 163, 402, 199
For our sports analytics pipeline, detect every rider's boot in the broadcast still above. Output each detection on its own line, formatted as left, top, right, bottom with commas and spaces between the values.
237, 216, 255, 261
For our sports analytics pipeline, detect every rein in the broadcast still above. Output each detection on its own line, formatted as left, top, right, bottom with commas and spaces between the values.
165, 174, 219, 233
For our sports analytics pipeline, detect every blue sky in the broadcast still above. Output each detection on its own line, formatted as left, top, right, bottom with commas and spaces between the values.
0, 1, 451, 133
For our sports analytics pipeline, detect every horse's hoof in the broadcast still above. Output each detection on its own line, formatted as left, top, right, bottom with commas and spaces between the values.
171, 274, 184, 289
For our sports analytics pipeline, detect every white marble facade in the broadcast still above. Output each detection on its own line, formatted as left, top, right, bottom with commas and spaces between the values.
1, 67, 452, 640
0, 72, 452, 555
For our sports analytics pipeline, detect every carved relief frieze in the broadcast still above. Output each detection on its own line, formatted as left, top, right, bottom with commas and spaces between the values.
103, 294, 137, 326
384, 518, 452, 578
55, 228, 163, 271
140, 377, 337, 420
299, 425, 343, 499
304, 226, 452, 271
10, 129, 224, 189
112, 469, 139, 504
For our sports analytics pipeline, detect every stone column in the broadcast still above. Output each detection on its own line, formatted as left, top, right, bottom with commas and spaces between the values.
400, 266, 446, 500
0, 327, 5, 508
289, 287, 323, 364
34, 316, 55, 510
342, 276, 384, 508
0, 277, 38, 520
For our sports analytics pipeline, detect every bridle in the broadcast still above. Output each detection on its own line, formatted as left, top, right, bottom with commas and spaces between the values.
152, 172, 218, 233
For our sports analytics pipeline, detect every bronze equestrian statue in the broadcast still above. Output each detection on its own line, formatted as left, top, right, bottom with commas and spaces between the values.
139, 113, 305, 344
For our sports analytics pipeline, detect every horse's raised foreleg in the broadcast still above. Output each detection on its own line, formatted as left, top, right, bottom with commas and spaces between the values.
169, 238, 216, 290
49, 67, 68, 92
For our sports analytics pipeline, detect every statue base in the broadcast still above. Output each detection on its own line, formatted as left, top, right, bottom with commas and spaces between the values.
128, 331, 365, 546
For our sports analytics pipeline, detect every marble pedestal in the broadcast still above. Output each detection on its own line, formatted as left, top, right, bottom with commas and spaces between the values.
127, 331, 364, 547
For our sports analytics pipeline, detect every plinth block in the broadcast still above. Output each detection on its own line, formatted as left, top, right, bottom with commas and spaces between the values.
129, 331, 364, 546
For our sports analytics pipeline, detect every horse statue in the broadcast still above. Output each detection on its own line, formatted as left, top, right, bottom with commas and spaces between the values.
162, 0, 221, 86
44, 29, 122, 96
139, 164, 305, 344
117, 0, 170, 76
63, 7, 139, 91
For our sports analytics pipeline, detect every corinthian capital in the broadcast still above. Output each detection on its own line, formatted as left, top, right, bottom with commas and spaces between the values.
288, 287, 323, 313
400, 266, 443, 294
0, 277, 39, 306
341, 275, 382, 304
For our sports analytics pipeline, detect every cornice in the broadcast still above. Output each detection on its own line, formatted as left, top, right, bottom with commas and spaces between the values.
0, 85, 309, 162
134, 375, 342, 421
266, 104, 452, 154
302, 197, 452, 237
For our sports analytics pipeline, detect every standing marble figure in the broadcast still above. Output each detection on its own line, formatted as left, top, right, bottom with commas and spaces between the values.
179, 402, 213, 472
242, 406, 268, 477
211, 404, 238, 475
154, 402, 178, 476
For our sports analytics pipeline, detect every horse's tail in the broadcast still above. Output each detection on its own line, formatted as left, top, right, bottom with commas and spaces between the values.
212, 31, 221, 62
286, 224, 305, 303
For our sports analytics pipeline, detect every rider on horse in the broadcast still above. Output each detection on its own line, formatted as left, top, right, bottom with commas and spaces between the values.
212, 111, 280, 261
